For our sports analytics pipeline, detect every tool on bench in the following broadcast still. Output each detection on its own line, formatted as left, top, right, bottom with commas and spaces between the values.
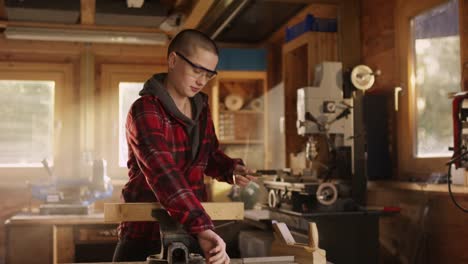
146, 208, 204, 264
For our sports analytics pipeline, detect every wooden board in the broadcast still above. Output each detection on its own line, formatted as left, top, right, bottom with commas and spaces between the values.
0, 0, 6, 20
272, 222, 296, 245
183, 0, 214, 29
80, 0, 96, 25
271, 240, 326, 264
368, 181, 468, 194
104, 202, 244, 223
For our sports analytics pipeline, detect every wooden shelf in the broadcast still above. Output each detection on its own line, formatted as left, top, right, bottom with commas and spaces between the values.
208, 70, 268, 169
367, 181, 468, 195
219, 110, 263, 114
219, 139, 264, 145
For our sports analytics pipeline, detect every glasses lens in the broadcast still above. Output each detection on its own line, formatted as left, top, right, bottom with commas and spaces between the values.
206, 72, 216, 80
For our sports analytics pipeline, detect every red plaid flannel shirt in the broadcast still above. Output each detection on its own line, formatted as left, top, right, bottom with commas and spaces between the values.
118, 92, 242, 241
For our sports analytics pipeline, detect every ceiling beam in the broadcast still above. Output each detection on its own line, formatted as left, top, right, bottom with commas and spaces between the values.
183, 0, 215, 29
0, 0, 7, 20
266, 3, 338, 44
0, 20, 168, 35
80, 0, 95, 25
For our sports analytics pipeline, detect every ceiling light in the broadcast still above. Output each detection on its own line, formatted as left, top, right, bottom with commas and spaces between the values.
4, 26, 168, 45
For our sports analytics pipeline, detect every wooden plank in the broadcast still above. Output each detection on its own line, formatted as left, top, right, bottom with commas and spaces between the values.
461, 0, 468, 95
3, 20, 167, 34
6, 213, 107, 225
80, 0, 96, 25
0, 36, 168, 58
272, 222, 296, 245
0, 36, 84, 55
104, 202, 244, 223
367, 181, 468, 194
183, 0, 215, 29
53, 226, 74, 264
0, 0, 6, 20
308, 222, 319, 249
217, 70, 267, 80
271, 240, 326, 264
339, 0, 361, 69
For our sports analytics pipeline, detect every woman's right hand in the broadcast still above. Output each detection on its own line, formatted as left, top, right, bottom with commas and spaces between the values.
197, 229, 230, 264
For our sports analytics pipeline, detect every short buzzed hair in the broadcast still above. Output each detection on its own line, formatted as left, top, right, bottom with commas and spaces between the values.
167, 29, 219, 57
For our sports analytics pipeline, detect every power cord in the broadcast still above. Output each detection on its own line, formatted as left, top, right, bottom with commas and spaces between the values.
446, 150, 468, 213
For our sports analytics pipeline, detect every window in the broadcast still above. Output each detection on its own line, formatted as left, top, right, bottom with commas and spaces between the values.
396, 0, 463, 177
411, 0, 460, 157
0, 80, 55, 167
119, 82, 143, 167
98, 64, 165, 178
0, 62, 76, 181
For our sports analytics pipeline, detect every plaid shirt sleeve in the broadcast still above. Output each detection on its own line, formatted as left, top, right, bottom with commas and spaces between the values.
127, 97, 214, 234
204, 105, 244, 184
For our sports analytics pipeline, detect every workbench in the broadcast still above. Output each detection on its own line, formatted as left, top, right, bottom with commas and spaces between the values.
71, 256, 298, 264
243, 208, 382, 264
5, 213, 118, 264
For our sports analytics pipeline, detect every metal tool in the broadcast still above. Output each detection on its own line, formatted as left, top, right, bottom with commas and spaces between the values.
31, 159, 113, 215
146, 209, 204, 264
316, 182, 338, 206
296, 62, 354, 180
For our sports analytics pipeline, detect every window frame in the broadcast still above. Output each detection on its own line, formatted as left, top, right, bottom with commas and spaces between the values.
396, 0, 463, 178
97, 64, 166, 179
0, 62, 77, 184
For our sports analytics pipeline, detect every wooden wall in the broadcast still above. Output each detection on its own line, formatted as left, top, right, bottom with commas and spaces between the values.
462, 0, 468, 89
361, 0, 398, 94
362, 0, 468, 263
367, 186, 468, 264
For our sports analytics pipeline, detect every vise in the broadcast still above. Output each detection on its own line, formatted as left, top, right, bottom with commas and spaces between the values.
146, 209, 204, 264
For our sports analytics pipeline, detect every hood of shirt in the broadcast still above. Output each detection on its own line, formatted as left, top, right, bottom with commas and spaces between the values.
139, 73, 207, 160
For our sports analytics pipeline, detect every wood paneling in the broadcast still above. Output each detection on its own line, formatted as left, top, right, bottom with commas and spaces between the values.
361, 0, 397, 94
462, 0, 468, 65
80, 0, 96, 25
461, 0, 468, 91
0, 0, 6, 20
53, 226, 74, 264
368, 185, 468, 264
